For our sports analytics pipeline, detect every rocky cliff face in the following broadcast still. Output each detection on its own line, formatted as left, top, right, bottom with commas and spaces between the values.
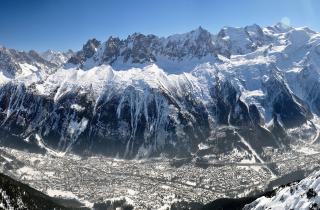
0, 23, 319, 160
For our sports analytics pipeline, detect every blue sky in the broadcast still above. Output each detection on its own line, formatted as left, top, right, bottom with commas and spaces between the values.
0, 0, 319, 51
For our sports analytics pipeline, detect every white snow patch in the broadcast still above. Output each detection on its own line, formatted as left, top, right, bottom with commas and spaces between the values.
47, 189, 78, 199
294, 146, 319, 155
198, 142, 210, 150
127, 189, 138, 195
17, 166, 41, 179
70, 104, 85, 112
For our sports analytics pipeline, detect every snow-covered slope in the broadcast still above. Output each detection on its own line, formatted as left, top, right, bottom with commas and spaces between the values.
0, 172, 82, 210
0, 23, 319, 159
0, 46, 62, 85
244, 170, 320, 210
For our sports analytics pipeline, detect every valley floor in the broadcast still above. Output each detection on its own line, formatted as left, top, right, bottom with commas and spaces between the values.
0, 144, 319, 209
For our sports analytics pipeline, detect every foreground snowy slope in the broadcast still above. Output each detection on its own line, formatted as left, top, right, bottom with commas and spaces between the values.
0, 172, 87, 210
0, 23, 319, 160
244, 170, 320, 210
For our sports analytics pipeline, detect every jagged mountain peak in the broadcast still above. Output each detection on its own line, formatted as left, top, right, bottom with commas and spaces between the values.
183, 25, 211, 37
65, 23, 320, 71
67, 38, 101, 66
127, 32, 158, 40
66, 26, 218, 71
83, 38, 101, 50
165, 26, 212, 42
82, 38, 101, 58
265, 22, 293, 34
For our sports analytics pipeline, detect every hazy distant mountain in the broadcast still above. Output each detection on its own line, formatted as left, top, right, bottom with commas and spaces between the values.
0, 23, 319, 161
40, 50, 74, 66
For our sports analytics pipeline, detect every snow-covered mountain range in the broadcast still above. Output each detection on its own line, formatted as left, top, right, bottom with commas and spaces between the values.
0, 23, 320, 159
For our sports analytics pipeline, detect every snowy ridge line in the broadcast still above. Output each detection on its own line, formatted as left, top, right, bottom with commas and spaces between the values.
244, 170, 320, 210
